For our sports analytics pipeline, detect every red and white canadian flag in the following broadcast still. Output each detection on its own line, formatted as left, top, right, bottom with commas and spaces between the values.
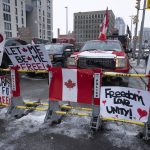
49, 68, 93, 104
0, 33, 5, 65
98, 7, 109, 41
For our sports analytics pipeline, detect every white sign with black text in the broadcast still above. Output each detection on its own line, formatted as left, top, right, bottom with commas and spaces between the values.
0, 77, 11, 105
100, 86, 150, 123
5, 44, 52, 70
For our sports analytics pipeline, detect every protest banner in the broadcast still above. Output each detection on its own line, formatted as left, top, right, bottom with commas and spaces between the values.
5, 44, 52, 70
100, 86, 150, 123
0, 77, 11, 105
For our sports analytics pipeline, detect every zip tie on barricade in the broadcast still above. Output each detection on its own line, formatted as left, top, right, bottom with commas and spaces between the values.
102, 117, 144, 126
54, 111, 91, 117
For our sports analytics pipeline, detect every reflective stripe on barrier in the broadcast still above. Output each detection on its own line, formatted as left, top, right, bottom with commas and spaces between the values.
102, 117, 145, 126
55, 111, 91, 117
1, 68, 150, 77
0, 103, 8, 106
103, 72, 150, 77
15, 106, 47, 111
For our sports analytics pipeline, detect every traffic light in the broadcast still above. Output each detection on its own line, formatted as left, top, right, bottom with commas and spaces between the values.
135, 0, 141, 9
146, 0, 150, 9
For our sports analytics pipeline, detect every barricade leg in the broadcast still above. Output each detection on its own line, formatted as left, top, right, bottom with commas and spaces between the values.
44, 70, 63, 124
7, 67, 25, 118
44, 101, 63, 124
90, 105, 102, 131
143, 74, 150, 140
143, 114, 150, 140
90, 71, 102, 131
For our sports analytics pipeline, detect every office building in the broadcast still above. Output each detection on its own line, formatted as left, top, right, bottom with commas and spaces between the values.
0, 0, 26, 39
74, 10, 115, 45
115, 17, 125, 35
25, 0, 53, 42
0, 0, 53, 43
143, 27, 150, 45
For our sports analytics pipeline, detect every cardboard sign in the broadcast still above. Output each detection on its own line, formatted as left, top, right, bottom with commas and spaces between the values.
100, 86, 150, 123
0, 77, 11, 105
0, 33, 5, 65
5, 44, 52, 70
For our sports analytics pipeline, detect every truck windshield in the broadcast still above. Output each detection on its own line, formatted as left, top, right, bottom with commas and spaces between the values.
45, 44, 64, 53
80, 40, 122, 52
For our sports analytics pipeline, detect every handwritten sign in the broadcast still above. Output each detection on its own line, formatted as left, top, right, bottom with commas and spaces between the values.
100, 86, 150, 123
0, 78, 11, 105
5, 44, 52, 70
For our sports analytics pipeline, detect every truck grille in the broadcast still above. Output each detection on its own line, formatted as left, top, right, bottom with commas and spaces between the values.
78, 58, 116, 69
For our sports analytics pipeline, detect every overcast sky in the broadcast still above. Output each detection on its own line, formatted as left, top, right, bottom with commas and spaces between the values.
53, 0, 150, 37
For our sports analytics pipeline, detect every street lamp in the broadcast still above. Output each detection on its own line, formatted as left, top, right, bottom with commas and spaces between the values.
132, 0, 141, 60
65, 6, 68, 35
129, 15, 135, 37
137, 0, 147, 65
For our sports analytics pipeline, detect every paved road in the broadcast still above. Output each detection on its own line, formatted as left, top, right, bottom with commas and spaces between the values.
0, 71, 150, 150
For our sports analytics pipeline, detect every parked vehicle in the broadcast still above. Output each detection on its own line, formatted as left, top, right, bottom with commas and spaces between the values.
45, 43, 76, 67
67, 40, 131, 86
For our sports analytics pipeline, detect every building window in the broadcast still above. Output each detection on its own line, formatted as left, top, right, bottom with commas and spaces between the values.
16, 16, 18, 23
21, 10, 23, 16
3, 13, 11, 21
2, 0, 10, 3
22, 18, 24, 24
47, 12, 50, 18
3, 4, 10, 12
15, 8, 17, 15
4, 22, 11, 30
47, 19, 50, 24
47, 25, 51, 30
15, 0, 17, 6
21, 1, 23, 8
5, 31, 12, 38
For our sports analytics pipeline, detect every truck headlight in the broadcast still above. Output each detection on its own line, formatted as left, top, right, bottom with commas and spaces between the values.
67, 57, 77, 66
116, 57, 127, 68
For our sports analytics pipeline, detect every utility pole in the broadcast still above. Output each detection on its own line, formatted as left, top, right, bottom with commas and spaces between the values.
137, 0, 147, 65
132, 0, 141, 60
65, 6, 68, 35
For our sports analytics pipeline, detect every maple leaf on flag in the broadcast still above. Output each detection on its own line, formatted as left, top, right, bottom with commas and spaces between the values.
65, 79, 76, 89
98, 7, 109, 41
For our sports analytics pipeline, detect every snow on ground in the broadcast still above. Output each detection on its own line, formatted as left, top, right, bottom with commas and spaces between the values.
0, 59, 150, 150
